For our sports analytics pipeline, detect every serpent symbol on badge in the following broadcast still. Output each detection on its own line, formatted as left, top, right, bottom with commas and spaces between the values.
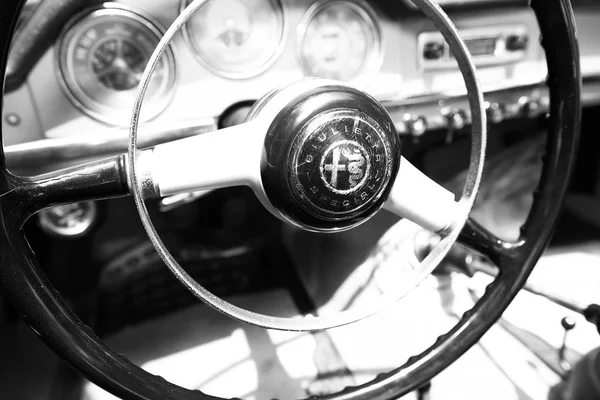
320, 140, 371, 193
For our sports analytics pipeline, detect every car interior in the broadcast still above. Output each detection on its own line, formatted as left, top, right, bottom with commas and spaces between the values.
0, 0, 599, 399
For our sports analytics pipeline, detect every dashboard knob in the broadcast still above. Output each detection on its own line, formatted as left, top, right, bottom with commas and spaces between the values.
423, 41, 444, 60
404, 114, 428, 137
506, 34, 529, 52
561, 316, 576, 331
441, 108, 467, 144
519, 97, 541, 118
485, 102, 505, 124
442, 108, 467, 131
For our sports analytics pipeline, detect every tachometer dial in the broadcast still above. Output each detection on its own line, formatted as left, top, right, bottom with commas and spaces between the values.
299, 0, 382, 83
182, 0, 285, 79
57, 4, 177, 126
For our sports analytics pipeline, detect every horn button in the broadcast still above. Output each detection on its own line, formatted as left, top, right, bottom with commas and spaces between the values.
260, 85, 401, 231
291, 109, 393, 219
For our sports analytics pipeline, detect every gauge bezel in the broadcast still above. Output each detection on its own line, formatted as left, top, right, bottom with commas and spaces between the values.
180, 0, 287, 80
38, 202, 98, 238
56, 3, 178, 126
297, 0, 384, 86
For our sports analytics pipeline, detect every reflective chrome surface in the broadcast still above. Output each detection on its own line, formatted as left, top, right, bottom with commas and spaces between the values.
5, 118, 216, 172
38, 201, 98, 237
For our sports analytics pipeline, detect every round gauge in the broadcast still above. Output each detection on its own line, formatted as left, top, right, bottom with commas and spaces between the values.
38, 202, 98, 238
182, 0, 285, 79
57, 4, 177, 126
299, 0, 382, 83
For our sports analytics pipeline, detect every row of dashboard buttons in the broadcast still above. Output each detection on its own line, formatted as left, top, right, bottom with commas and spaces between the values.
390, 91, 545, 139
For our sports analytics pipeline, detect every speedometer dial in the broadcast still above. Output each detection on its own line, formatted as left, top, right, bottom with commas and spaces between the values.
299, 0, 382, 83
57, 4, 176, 126
182, 0, 285, 79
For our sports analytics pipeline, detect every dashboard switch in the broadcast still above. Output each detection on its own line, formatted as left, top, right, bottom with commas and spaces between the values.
506, 34, 529, 52
4, 112, 21, 127
441, 108, 466, 144
442, 108, 467, 131
423, 41, 444, 60
519, 97, 541, 118
485, 102, 505, 124
404, 114, 428, 137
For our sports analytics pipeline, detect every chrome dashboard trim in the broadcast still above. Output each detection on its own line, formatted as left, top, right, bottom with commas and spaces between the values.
381, 78, 547, 107
5, 117, 217, 172
417, 24, 529, 70
403, 0, 528, 8
180, 0, 288, 80
11, 74, 600, 173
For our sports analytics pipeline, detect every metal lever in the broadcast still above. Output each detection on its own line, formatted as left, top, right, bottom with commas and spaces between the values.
417, 381, 432, 400
442, 243, 591, 315
558, 316, 576, 373
442, 107, 466, 144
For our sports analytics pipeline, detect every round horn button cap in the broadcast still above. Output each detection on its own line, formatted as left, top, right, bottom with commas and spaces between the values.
260, 84, 401, 232
290, 109, 393, 221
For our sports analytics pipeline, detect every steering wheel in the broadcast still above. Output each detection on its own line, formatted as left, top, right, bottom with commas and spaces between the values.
0, 0, 580, 398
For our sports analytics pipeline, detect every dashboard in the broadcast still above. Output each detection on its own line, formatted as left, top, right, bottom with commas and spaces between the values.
3, 0, 600, 174
54, 0, 385, 125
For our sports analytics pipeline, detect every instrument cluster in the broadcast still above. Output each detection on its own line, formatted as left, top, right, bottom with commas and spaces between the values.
56, 0, 384, 126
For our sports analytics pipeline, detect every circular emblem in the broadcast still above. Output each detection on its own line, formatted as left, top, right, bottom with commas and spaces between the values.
289, 108, 394, 221
320, 140, 371, 194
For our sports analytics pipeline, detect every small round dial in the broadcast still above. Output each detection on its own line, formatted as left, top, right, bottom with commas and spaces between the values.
183, 0, 285, 79
299, 0, 382, 83
91, 38, 146, 91
57, 5, 177, 125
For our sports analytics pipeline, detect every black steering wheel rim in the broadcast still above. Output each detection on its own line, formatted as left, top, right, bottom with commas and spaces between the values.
0, 0, 580, 399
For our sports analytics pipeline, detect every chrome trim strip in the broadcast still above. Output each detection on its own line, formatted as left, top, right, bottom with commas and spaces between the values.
5, 118, 217, 170
9, 75, 600, 172
417, 25, 529, 71
381, 79, 546, 107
